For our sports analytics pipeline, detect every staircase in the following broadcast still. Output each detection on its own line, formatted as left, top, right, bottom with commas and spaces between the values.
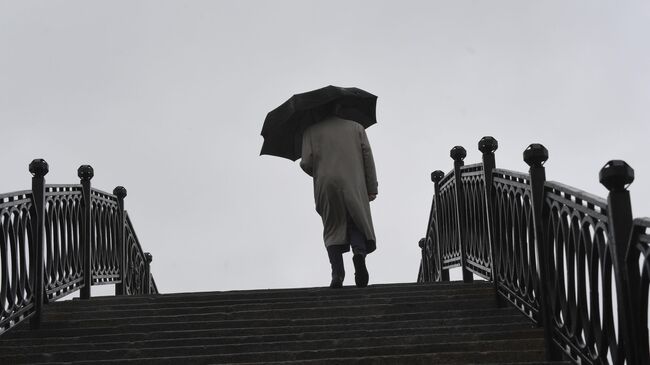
0, 282, 566, 364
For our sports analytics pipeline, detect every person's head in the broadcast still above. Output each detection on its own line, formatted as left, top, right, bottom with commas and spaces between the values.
311, 102, 341, 123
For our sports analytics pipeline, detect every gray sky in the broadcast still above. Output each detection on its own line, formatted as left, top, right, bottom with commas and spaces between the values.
1, 1, 649, 295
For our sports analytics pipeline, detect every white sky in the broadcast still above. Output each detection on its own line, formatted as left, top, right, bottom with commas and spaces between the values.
1, 1, 649, 295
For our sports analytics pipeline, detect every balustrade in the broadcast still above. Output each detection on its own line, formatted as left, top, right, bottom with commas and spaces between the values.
0, 159, 157, 335
418, 138, 647, 364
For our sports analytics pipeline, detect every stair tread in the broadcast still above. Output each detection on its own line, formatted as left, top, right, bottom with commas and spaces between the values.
32, 349, 548, 365
3, 336, 546, 363
0, 328, 543, 355
1, 281, 553, 364
37, 302, 507, 328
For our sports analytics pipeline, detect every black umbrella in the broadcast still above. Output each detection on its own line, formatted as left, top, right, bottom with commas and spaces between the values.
260, 85, 378, 161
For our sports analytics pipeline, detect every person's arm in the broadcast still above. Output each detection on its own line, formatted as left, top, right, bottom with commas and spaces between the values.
359, 126, 378, 198
299, 130, 313, 177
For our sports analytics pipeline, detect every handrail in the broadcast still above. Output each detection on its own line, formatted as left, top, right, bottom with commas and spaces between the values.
123, 212, 156, 295
418, 138, 648, 365
0, 159, 157, 336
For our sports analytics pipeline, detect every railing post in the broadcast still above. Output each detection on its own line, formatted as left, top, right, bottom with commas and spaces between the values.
144, 252, 152, 295
478, 136, 502, 306
418, 238, 428, 282
451, 146, 473, 283
29, 159, 48, 330
599, 160, 638, 365
78, 165, 94, 300
113, 186, 127, 296
523, 144, 559, 361
431, 170, 449, 281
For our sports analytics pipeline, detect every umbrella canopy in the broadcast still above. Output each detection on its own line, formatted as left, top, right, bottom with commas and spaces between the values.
260, 85, 377, 161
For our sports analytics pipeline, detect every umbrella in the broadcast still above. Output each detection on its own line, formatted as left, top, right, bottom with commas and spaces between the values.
260, 85, 378, 161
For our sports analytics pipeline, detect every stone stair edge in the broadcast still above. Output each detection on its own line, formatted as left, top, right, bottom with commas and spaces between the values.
28, 348, 547, 365
3, 312, 531, 340
69, 281, 492, 302
7, 337, 545, 364
39, 298, 503, 325
0, 321, 537, 348
49, 288, 496, 310
0, 327, 544, 355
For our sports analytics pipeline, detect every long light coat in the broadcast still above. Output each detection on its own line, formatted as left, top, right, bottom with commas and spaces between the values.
300, 116, 378, 253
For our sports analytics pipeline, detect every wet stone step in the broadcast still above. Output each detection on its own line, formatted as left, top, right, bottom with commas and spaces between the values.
46, 290, 495, 313
0, 321, 535, 349
234, 358, 568, 365
3, 309, 526, 339
0, 328, 543, 355
38, 299, 500, 328
10, 338, 544, 364
31, 349, 548, 365
1, 334, 546, 363
60, 282, 492, 305
0, 282, 551, 364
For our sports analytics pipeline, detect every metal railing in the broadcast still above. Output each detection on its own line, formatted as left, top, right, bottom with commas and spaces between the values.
417, 137, 648, 365
0, 159, 157, 336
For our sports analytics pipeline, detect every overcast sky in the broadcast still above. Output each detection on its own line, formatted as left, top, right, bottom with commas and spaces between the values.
1, 1, 649, 295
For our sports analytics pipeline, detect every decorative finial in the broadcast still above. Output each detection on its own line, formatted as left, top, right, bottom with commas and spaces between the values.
77, 165, 94, 181
478, 136, 498, 154
29, 159, 49, 177
599, 160, 634, 192
450, 146, 467, 162
523, 144, 548, 167
113, 186, 127, 199
431, 170, 445, 183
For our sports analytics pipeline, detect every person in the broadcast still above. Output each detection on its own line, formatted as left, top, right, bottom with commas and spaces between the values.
299, 106, 378, 288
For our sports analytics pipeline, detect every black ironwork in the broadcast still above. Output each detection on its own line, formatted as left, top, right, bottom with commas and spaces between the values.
451, 146, 473, 283
0, 160, 157, 336
627, 217, 650, 364
79, 165, 93, 300
0, 190, 35, 333
123, 212, 156, 295
418, 137, 649, 364
29, 159, 47, 329
43, 184, 84, 302
90, 188, 121, 285
438, 169, 462, 274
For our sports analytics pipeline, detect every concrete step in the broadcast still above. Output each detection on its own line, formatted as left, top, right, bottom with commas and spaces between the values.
61, 282, 492, 303
3, 308, 526, 339
35, 299, 502, 329
31, 349, 550, 364
235, 358, 570, 365
46, 289, 495, 314
2, 333, 545, 363
0, 321, 534, 349
0, 282, 555, 364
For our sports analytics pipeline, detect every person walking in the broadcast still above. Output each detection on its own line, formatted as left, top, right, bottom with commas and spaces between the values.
260, 85, 379, 288
299, 106, 378, 288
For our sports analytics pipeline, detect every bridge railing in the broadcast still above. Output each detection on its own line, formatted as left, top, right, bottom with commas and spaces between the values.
0, 159, 157, 336
418, 137, 648, 365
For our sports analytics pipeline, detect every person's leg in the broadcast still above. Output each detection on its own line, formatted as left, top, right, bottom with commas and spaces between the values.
347, 219, 369, 288
326, 245, 346, 288
348, 221, 367, 256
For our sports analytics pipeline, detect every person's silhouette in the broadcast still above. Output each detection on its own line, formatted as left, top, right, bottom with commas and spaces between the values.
300, 105, 378, 288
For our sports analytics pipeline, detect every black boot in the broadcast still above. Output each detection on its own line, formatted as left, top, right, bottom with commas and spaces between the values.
330, 275, 344, 288
327, 246, 345, 289
353, 254, 369, 288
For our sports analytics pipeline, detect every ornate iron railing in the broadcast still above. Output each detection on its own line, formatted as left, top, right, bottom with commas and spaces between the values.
0, 190, 35, 335
0, 159, 157, 336
418, 137, 648, 365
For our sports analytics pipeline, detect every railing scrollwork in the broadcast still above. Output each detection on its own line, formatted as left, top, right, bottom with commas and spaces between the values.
0, 159, 157, 336
418, 137, 649, 364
